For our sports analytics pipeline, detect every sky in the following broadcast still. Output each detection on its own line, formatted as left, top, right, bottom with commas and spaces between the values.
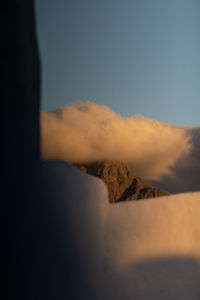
36, 0, 200, 126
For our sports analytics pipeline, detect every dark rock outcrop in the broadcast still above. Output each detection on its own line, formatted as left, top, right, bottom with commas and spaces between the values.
2, 2, 93, 299
2, 1, 41, 299
75, 161, 170, 203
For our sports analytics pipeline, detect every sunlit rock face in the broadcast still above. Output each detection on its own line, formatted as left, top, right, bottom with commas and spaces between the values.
43, 160, 200, 300
75, 160, 170, 202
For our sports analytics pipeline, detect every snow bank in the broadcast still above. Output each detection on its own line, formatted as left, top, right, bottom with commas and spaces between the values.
43, 161, 200, 300
43, 161, 108, 300
105, 192, 200, 300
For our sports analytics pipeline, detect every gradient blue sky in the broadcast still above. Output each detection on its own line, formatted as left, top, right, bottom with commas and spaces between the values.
36, 0, 200, 126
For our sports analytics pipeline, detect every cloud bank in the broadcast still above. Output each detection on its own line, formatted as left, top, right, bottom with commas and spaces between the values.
41, 101, 200, 193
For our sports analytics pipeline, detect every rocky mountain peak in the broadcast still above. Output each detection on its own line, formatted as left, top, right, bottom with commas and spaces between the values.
75, 160, 170, 203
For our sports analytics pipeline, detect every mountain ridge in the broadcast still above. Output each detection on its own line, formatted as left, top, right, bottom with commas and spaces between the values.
74, 160, 170, 203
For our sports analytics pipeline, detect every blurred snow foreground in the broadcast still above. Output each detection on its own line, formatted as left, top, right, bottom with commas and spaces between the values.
43, 160, 200, 300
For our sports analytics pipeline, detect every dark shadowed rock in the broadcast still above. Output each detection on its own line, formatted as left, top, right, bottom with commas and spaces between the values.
2, 1, 41, 299
75, 161, 170, 203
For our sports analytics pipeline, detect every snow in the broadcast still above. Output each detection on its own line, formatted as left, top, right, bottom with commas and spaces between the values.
43, 160, 200, 300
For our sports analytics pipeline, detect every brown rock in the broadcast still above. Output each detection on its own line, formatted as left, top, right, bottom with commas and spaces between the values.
75, 161, 170, 203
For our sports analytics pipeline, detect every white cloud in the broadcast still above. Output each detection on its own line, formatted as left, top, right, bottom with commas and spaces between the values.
41, 101, 200, 193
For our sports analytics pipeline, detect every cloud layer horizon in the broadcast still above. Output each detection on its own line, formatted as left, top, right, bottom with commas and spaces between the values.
41, 101, 200, 193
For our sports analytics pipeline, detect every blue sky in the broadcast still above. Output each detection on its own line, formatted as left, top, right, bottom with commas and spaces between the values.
36, 0, 200, 126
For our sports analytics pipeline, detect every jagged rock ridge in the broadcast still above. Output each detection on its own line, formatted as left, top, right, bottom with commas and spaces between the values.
75, 161, 170, 203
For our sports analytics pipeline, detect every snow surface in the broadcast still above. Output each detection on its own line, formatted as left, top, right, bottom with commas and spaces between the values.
43, 161, 200, 300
